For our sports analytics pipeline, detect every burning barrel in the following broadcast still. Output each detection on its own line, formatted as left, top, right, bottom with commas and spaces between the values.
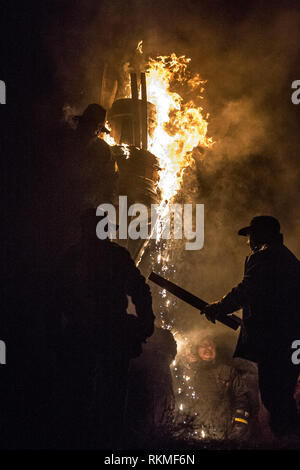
107, 98, 156, 149
106, 91, 160, 261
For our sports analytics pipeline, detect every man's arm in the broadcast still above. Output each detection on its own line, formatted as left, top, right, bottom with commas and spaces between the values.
124, 253, 155, 341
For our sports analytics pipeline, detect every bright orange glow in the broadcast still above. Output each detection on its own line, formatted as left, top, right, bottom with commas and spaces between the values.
146, 53, 213, 203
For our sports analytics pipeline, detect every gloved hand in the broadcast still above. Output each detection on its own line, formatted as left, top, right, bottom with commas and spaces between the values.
201, 302, 222, 324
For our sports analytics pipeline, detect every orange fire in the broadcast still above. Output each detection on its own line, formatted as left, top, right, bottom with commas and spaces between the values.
104, 49, 213, 251
146, 53, 213, 203
105, 50, 213, 206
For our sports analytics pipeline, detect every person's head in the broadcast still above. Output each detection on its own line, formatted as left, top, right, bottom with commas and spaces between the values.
238, 216, 283, 252
196, 336, 216, 362
74, 104, 110, 137
147, 327, 177, 363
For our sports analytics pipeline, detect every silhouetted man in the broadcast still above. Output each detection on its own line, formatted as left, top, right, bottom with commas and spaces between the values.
69, 103, 118, 209
202, 216, 300, 437
53, 208, 155, 448
58, 103, 119, 251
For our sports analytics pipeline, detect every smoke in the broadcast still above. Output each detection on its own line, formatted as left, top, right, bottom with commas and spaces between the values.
43, 0, 300, 350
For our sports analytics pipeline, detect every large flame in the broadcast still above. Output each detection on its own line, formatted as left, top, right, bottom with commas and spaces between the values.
146, 53, 212, 203
104, 50, 213, 254
105, 51, 213, 205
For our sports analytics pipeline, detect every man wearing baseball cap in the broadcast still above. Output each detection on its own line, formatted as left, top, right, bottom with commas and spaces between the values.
201, 215, 300, 438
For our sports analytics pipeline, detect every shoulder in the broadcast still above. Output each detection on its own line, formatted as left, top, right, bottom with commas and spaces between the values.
89, 137, 111, 154
281, 245, 300, 265
232, 357, 257, 376
108, 241, 135, 265
248, 244, 299, 267
109, 241, 131, 256
245, 245, 278, 269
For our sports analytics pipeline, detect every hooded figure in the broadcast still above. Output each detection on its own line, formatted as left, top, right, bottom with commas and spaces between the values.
202, 216, 300, 438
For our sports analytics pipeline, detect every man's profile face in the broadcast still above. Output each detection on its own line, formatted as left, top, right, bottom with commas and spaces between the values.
247, 232, 259, 252
197, 339, 216, 362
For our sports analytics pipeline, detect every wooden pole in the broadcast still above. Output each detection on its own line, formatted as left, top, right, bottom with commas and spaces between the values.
130, 72, 140, 147
140, 72, 148, 150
